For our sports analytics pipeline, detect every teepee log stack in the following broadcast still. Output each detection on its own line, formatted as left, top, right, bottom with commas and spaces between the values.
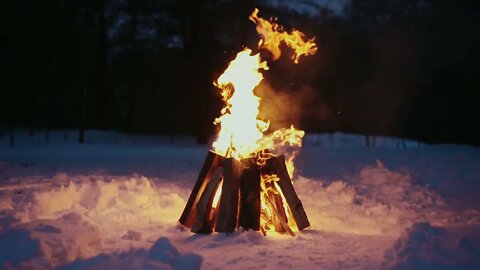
179, 151, 310, 235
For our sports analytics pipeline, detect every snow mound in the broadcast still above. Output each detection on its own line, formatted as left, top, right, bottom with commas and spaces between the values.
357, 160, 443, 209
382, 223, 480, 270
0, 195, 13, 211
0, 176, 190, 268
13, 177, 185, 230
60, 237, 202, 270
359, 160, 411, 186
0, 215, 101, 269
296, 160, 445, 236
1, 131, 479, 269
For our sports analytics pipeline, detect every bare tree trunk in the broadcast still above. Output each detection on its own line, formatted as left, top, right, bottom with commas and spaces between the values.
181, 0, 211, 142
96, 0, 110, 130
77, 1, 94, 144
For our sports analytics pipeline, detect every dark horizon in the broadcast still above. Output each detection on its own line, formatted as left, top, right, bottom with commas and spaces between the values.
1, 0, 479, 146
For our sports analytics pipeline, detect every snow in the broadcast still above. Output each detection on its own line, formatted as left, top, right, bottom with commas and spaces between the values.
61, 237, 202, 270
0, 129, 479, 269
382, 223, 480, 270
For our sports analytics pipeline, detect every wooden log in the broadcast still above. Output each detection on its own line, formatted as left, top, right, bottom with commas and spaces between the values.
238, 158, 261, 231
263, 180, 284, 232
264, 193, 295, 236
268, 185, 288, 233
191, 167, 223, 233
261, 163, 288, 233
267, 155, 310, 230
179, 151, 222, 228
215, 158, 241, 233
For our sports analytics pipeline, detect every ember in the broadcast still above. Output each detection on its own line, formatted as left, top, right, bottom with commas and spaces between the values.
179, 8, 317, 236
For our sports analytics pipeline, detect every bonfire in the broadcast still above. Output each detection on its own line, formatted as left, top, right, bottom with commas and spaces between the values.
179, 8, 317, 236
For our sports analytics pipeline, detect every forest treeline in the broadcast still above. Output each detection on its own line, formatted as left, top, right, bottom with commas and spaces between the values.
1, 0, 479, 145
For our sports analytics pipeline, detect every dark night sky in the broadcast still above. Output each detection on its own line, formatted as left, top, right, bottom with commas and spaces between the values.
1, 0, 479, 145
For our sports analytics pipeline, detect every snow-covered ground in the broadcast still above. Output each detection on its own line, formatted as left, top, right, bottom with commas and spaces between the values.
0, 130, 479, 269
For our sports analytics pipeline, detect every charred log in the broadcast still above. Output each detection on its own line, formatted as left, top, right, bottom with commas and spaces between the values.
179, 151, 223, 228
215, 158, 241, 233
179, 151, 310, 235
266, 155, 310, 230
238, 158, 261, 231
191, 167, 223, 233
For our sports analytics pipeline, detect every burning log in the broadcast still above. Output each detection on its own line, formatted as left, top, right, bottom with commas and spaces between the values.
179, 151, 310, 236
267, 187, 288, 233
179, 151, 222, 229
264, 191, 295, 236
191, 167, 223, 233
179, 8, 316, 236
238, 158, 261, 231
266, 155, 310, 230
215, 158, 241, 233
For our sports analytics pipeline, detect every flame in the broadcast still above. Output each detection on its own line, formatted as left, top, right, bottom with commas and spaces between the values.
249, 8, 318, 63
286, 156, 295, 179
210, 8, 316, 234
212, 48, 269, 160
260, 173, 298, 234
257, 125, 305, 151
260, 173, 279, 231
212, 181, 223, 209
212, 9, 315, 159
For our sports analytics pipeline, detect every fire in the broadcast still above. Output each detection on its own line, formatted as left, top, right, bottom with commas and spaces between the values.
210, 8, 317, 235
212, 48, 269, 160
286, 156, 296, 179
212, 181, 223, 209
259, 173, 298, 235
249, 8, 318, 63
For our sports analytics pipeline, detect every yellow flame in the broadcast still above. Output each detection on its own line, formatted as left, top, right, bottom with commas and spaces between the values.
210, 8, 316, 234
249, 8, 318, 63
212, 9, 315, 160
212, 48, 269, 159
286, 156, 295, 179
257, 125, 305, 151
212, 181, 223, 209
260, 173, 278, 232
259, 173, 298, 234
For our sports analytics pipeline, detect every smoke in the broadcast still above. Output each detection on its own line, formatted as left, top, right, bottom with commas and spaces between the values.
256, 81, 331, 133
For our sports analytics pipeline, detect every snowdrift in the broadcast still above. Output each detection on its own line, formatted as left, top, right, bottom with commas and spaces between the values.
0, 130, 479, 269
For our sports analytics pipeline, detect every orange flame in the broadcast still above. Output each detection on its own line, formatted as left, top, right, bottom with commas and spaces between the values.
212, 181, 223, 209
286, 155, 296, 179
211, 8, 316, 234
212, 48, 269, 160
249, 8, 318, 63
260, 173, 298, 234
